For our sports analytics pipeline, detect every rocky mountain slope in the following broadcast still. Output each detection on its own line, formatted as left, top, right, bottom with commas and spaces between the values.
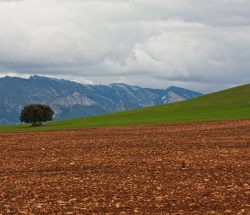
0, 76, 202, 125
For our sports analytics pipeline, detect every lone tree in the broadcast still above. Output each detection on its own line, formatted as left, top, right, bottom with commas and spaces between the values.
20, 104, 54, 126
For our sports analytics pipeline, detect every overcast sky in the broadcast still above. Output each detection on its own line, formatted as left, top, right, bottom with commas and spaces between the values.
0, 0, 250, 92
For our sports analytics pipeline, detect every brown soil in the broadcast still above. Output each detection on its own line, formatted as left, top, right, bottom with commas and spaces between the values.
0, 120, 250, 215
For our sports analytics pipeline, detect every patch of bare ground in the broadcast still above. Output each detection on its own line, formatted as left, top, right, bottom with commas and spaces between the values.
0, 120, 249, 214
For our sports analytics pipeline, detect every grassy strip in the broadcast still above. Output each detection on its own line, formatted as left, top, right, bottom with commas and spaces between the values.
0, 84, 249, 132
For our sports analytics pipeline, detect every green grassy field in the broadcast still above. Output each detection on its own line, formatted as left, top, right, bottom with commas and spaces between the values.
0, 84, 250, 132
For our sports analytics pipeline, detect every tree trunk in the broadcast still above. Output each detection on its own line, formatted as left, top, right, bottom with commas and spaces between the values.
32, 122, 41, 127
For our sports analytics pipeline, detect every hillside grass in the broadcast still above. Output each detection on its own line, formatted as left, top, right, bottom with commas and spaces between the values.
0, 84, 250, 132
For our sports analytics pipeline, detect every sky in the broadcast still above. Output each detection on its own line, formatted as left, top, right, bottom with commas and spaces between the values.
0, 0, 250, 93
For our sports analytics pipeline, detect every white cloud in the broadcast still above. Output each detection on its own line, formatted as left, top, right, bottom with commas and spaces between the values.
0, 0, 250, 92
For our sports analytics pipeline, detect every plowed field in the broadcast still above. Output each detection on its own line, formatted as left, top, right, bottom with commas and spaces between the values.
0, 120, 250, 214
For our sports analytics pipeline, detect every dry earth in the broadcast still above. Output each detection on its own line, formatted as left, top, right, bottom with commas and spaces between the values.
0, 121, 250, 215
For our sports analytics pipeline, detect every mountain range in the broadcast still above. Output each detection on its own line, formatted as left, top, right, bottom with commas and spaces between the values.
0, 75, 202, 125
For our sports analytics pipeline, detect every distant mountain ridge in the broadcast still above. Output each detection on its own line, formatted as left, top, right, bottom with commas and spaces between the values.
0, 75, 202, 125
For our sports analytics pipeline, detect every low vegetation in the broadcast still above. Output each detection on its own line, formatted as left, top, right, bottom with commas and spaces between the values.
0, 84, 249, 132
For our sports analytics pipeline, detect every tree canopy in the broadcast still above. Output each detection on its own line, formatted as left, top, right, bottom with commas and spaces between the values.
20, 104, 54, 126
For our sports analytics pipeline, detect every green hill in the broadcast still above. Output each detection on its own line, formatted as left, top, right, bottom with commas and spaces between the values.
0, 84, 250, 132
